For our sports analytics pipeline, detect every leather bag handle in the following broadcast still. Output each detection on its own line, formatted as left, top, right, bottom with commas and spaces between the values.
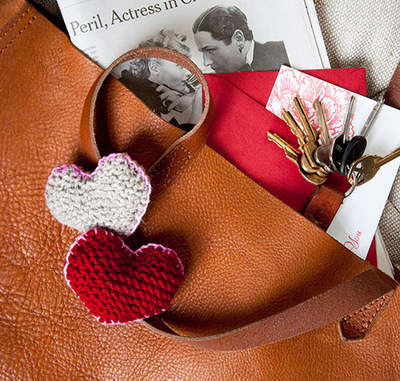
80, 47, 214, 197
143, 269, 396, 350
80, 47, 398, 351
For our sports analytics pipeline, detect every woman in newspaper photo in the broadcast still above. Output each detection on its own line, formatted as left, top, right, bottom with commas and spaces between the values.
119, 30, 202, 132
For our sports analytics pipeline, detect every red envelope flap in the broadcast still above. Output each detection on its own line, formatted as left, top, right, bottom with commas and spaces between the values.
207, 68, 366, 107
204, 68, 367, 211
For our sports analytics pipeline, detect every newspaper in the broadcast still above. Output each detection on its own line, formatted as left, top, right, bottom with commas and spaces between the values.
57, 0, 330, 128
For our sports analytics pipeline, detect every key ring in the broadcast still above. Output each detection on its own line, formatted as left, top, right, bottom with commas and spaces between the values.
344, 172, 358, 198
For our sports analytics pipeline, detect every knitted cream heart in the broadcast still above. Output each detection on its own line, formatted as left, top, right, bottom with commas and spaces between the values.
45, 154, 151, 235
65, 228, 184, 324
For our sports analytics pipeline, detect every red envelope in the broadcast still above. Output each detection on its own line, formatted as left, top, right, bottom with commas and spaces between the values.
203, 68, 377, 266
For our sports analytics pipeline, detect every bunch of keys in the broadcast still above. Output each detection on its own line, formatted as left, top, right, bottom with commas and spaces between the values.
267, 96, 400, 195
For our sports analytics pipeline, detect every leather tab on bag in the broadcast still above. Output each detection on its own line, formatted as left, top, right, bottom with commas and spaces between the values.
302, 185, 343, 231
340, 292, 393, 341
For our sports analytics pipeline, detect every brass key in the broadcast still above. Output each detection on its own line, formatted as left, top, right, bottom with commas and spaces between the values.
293, 97, 319, 141
292, 97, 320, 171
281, 108, 323, 175
347, 147, 400, 186
267, 132, 328, 185
281, 109, 307, 148
267, 132, 300, 164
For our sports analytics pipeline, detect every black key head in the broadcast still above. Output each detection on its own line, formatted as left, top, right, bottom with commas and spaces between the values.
339, 135, 367, 176
330, 134, 348, 171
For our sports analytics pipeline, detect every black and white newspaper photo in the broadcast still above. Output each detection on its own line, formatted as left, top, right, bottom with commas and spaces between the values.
115, 52, 203, 131
57, 0, 330, 127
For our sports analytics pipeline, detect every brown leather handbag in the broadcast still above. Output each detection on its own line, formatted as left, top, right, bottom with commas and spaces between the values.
1, 2, 400, 380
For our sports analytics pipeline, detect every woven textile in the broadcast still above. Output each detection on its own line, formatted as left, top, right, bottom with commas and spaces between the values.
380, 170, 400, 266
315, 0, 400, 98
315, 0, 400, 267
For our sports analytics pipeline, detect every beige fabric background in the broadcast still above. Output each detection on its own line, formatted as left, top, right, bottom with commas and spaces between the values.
314, 0, 400, 268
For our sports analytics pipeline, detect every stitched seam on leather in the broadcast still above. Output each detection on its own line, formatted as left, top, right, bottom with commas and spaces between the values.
151, 148, 179, 185
364, 295, 388, 329
344, 295, 388, 320
164, 154, 191, 186
162, 149, 192, 187
0, 6, 30, 40
342, 295, 388, 334
342, 300, 378, 334
0, 13, 37, 54
155, 154, 191, 188
151, 146, 192, 188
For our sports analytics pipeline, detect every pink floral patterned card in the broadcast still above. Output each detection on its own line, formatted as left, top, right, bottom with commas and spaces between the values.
266, 66, 400, 263
266, 66, 355, 139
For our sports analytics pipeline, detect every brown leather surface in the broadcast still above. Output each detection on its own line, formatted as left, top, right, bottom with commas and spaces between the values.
0, 0, 28, 31
1, 3, 400, 380
385, 62, 400, 109
81, 50, 395, 348
302, 185, 344, 231
141, 269, 396, 350
340, 292, 393, 341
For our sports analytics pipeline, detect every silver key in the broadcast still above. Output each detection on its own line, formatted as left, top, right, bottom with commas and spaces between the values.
329, 96, 356, 172
359, 97, 384, 138
344, 172, 358, 198
342, 95, 356, 143
347, 147, 400, 186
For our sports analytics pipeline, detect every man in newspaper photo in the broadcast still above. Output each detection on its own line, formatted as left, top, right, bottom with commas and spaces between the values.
193, 5, 290, 73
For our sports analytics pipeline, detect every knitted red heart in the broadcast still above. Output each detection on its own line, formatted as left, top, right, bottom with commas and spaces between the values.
64, 228, 184, 324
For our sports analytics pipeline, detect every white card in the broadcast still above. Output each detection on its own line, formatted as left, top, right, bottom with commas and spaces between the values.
327, 101, 400, 259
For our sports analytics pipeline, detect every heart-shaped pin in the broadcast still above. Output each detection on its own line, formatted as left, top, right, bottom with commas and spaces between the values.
64, 228, 184, 324
45, 154, 151, 235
